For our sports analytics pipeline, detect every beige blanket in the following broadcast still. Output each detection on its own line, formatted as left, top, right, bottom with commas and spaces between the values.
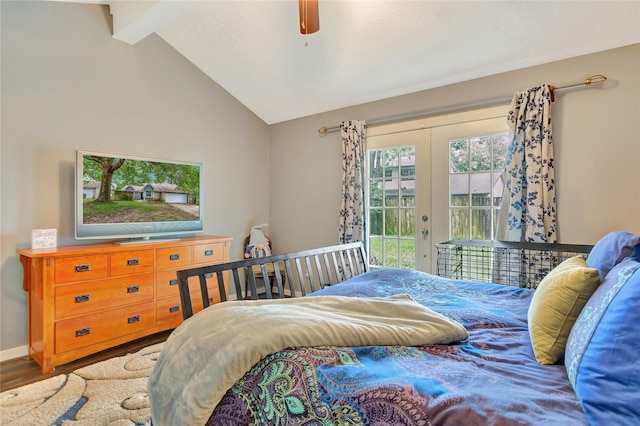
149, 294, 468, 425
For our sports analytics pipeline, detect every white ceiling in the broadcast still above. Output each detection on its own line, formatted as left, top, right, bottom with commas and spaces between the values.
100, 1, 640, 124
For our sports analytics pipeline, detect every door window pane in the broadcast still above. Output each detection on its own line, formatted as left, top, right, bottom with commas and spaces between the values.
492, 172, 503, 207
384, 148, 399, 177
471, 208, 492, 240
450, 208, 469, 240
384, 177, 400, 205
400, 208, 415, 237
470, 136, 492, 172
384, 239, 399, 267
401, 178, 416, 206
369, 151, 383, 178
369, 237, 383, 267
400, 239, 416, 269
470, 173, 491, 207
369, 180, 383, 207
450, 174, 469, 206
400, 146, 416, 206
385, 208, 399, 236
449, 139, 469, 172
369, 209, 383, 236
493, 134, 509, 171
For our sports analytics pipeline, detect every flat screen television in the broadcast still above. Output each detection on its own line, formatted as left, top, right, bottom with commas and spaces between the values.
75, 150, 204, 242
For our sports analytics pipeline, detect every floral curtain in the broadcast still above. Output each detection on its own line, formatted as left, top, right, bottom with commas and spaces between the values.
496, 84, 557, 243
338, 120, 367, 245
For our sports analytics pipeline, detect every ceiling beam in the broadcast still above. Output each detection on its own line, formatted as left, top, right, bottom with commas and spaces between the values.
110, 0, 188, 45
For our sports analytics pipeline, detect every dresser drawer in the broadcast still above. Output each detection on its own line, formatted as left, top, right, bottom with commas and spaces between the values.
156, 297, 197, 329
156, 291, 218, 330
156, 270, 219, 298
55, 274, 153, 319
110, 250, 154, 276
156, 246, 192, 270
55, 302, 155, 353
193, 242, 225, 264
55, 255, 108, 284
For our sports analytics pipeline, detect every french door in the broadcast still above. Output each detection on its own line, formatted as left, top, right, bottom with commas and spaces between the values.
365, 106, 509, 273
366, 127, 431, 272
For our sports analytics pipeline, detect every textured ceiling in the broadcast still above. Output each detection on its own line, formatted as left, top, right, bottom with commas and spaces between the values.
105, 1, 640, 124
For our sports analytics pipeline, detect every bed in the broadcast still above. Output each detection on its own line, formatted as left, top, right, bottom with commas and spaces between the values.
149, 232, 640, 426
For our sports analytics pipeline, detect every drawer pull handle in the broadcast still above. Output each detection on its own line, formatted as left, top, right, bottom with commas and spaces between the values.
127, 258, 140, 266
169, 279, 179, 286
75, 327, 90, 337
169, 254, 180, 261
169, 305, 180, 313
204, 249, 214, 256
75, 294, 90, 303
128, 315, 140, 324
127, 285, 139, 293
205, 273, 213, 279
75, 264, 91, 273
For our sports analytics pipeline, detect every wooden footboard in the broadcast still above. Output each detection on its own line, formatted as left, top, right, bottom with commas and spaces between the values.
176, 242, 368, 320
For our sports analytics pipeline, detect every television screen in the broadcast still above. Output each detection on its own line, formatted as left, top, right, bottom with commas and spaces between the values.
75, 150, 204, 241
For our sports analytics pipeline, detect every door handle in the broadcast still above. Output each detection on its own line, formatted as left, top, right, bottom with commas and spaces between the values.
422, 229, 429, 238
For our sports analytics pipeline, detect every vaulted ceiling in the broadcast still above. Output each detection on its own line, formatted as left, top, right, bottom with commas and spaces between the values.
98, 1, 640, 124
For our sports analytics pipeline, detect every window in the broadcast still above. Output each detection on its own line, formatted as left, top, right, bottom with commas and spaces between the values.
449, 132, 508, 240
367, 146, 416, 269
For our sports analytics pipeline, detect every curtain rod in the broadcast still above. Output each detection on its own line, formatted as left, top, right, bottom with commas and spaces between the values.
317, 74, 607, 134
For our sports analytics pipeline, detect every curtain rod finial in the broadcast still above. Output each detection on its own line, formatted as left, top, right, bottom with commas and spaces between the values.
585, 74, 607, 86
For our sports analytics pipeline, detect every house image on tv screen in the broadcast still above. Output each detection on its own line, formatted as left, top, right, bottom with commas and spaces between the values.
82, 181, 102, 199
83, 181, 192, 204
119, 183, 191, 204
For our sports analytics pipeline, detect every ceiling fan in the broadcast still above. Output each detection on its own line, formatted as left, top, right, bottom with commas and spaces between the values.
299, 0, 319, 34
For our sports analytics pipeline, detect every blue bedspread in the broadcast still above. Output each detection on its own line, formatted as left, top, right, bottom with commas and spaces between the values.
207, 268, 587, 425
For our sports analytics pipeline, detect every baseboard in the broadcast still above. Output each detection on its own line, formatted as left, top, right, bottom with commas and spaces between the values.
0, 345, 28, 363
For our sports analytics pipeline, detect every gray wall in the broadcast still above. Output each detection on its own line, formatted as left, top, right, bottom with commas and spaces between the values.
1, 1, 270, 352
269, 44, 640, 252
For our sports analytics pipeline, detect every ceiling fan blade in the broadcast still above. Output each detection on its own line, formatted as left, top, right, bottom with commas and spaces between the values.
299, 0, 319, 34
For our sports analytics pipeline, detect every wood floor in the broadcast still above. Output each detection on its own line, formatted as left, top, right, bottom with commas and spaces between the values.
0, 330, 171, 393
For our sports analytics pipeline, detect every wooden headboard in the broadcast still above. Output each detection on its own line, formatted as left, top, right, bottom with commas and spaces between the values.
176, 242, 368, 319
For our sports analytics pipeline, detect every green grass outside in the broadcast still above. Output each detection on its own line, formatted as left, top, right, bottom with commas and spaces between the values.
369, 238, 416, 269
83, 199, 156, 214
82, 199, 196, 222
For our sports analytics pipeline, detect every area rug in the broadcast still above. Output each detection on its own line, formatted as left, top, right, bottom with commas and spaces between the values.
0, 342, 163, 426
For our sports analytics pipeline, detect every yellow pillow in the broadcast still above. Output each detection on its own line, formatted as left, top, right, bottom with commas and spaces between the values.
528, 256, 600, 365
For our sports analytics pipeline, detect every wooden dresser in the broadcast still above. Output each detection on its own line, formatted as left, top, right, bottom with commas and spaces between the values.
17, 235, 232, 374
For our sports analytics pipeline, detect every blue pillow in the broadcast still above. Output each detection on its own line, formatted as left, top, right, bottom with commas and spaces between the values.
586, 231, 640, 279
565, 258, 640, 425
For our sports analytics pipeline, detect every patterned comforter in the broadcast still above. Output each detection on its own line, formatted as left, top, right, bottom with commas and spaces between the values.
207, 268, 587, 425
